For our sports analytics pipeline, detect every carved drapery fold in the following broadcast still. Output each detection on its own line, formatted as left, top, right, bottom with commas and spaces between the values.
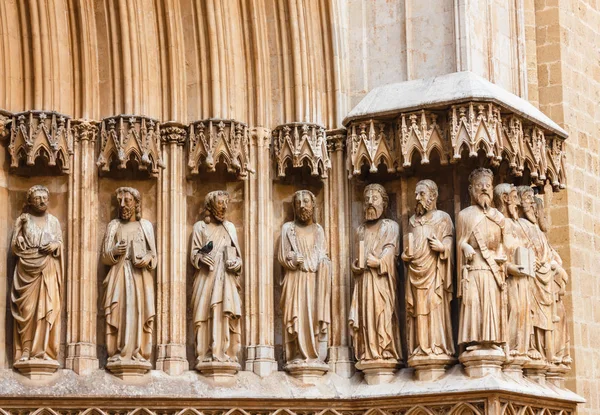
97, 115, 164, 178
272, 123, 331, 179
345, 102, 567, 191
7, 110, 73, 174
187, 119, 252, 179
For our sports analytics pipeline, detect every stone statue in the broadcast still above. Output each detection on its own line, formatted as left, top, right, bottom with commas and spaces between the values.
11, 185, 63, 377
532, 196, 571, 370
457, 168, 507, 376
349, 183, 401, 384
278, 190, 331, 381
191, 190, 243, 379
101, 187, 156, 377
517, 185, 555, 369
493, 183, 532, 370
401, 180, 455, 380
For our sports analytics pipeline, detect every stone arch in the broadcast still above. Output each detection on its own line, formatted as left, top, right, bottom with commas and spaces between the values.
223, 409, 251, 415
404, 406, 436, 415
175, 408, 204, 415
128, 408, 156, 415
80, 408, 109, 415
448, 402, 484, 415
30, 409, 61, 415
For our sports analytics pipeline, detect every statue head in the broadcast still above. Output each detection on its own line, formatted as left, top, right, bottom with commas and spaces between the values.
363, 183, 388, 222
468, 168, 494, 211
493, 183, 519, 220
293, 190, 316, 225
205, 190, 229, 223
415, 179, 438, 217
25, 185, 50, 215
116, 187, 141, 221
534, 195, 548, 232
517, 185, 536, 224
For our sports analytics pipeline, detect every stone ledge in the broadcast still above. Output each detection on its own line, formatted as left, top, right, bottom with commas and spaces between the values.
0, 365, 583, 404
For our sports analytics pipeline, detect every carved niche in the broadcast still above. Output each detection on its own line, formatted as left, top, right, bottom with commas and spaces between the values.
273, 123, 331, 179
5, 111, 73, 174
399, 111, 448, 167
97, 115, 164, 178
188, 119, 252, 179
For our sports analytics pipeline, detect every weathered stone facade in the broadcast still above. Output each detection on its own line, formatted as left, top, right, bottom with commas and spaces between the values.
0, 0, 597, 413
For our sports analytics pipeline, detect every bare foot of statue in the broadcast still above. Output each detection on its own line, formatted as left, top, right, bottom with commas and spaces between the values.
19, 350, 30, 362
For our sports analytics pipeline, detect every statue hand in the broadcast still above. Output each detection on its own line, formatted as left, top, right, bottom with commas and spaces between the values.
200, 253, 215, 268
366, 254, 380, 269
134, 253, 153, 269
401, 248, 413, 263
351, 259, 363, 274
428, 236, 445, 253
226, 258, 242, 272
39, 241, 60, 255
507, 263, 528, 278
463, 243, 475, 262
293, 253, 304, 267
16, 236, 27, 251
112, 240, 127, 257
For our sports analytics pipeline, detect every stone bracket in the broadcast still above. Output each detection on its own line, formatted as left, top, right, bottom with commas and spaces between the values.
187, 119, 253, 179
97, 115, 165, 178
272, 122, 331, 179
6, 110, 73, 174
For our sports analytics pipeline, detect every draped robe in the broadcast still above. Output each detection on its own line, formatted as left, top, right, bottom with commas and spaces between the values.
278, 222, 331, 363
403, 210, 454, 357
191, 220, 242, 362
503, 217, 533, 356
102, 219, 156, 361
349, 219, 401, 361
522, 219, 556, 358
457, 205, 506, 345
11, 213, 63, 361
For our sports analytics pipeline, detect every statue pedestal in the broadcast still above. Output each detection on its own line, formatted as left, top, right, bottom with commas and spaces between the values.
524, 359, 548, 385
106, 359, 152, 380
356, 359, 399, 385
503, 355, 530, 379
196, 361, 241, 384
284, 361, 329, 383
408, 355, 455, 381
459, 348, 505, 377
13, 359, 60, 380
546, 364, 570, 388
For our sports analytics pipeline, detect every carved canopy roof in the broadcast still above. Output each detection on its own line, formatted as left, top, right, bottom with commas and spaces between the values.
342, 71, 568, 191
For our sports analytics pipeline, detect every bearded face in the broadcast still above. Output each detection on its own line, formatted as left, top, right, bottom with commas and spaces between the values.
118, 192, 137, 221
364, 189, 385, 221
209, 195, 229, 222
520, 191, 537, 224
507, 189, 520, 220
294, 192, 314, 224
29, 190, 49, 215
470, 175, 493, 211
415, 184, 435, 217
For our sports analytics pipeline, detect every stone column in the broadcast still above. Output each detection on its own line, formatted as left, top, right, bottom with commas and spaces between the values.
326, 130, 354, 377
66, 120, 100, 374
244, 127, 277, 376
155, 122, 188, 375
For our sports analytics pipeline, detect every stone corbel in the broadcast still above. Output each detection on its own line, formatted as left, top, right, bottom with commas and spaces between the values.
187, 119, 252, 179
7, 110, 73, 174
97, 115, 164, 178
448, 103, 503, 164
399, 111, 448, 167
272, 123, 331, 179
346, 120, 397, 177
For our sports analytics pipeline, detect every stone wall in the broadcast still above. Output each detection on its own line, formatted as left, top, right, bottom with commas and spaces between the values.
532, 0, 600, 413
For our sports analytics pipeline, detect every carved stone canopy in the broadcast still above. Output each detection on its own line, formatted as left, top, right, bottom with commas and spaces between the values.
343, 72, 568, 191
97, 115, 164, 178
2, 110, 73, 174
272, 122, 331, 179
188, 119, 252, 179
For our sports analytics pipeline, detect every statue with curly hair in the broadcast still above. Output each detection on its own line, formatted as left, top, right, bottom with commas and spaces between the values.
11, 185, 63, 375
101, 187, 157, 375
191, 190, 243, 376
